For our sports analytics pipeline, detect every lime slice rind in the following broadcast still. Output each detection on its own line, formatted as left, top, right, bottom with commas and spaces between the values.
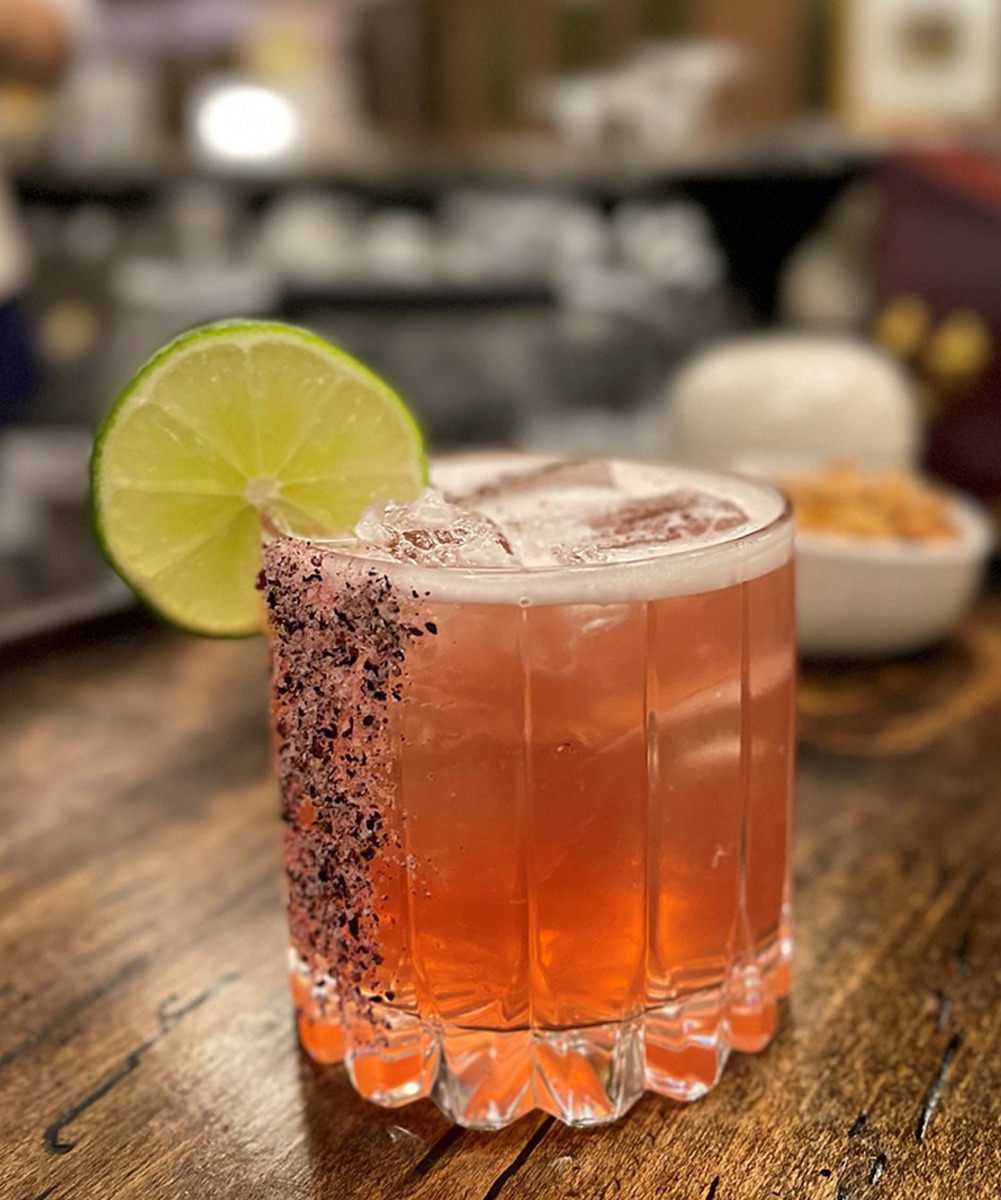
92, 320, 427, 638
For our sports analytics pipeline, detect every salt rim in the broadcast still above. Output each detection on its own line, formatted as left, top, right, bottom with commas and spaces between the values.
307, 455, 794, 606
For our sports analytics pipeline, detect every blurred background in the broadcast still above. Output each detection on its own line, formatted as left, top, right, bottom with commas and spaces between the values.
2, 0, 1001, 642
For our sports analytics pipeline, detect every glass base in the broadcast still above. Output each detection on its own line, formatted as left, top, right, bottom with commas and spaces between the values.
294, 943, 791, 1130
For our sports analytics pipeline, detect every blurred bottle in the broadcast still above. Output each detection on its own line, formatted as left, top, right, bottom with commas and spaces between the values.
0, 0, 95, 426
239, 1, 366, 161
356, 0, 561, 149
51, 55, 162, 170
876, 151, 1001, 515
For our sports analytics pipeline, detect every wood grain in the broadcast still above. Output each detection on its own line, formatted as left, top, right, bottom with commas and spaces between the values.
2, 600, 1001, 1199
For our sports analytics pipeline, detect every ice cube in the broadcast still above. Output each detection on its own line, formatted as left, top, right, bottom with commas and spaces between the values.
446, 459, 615, 506
563, 490, 749, 563
355, 490, 518, 568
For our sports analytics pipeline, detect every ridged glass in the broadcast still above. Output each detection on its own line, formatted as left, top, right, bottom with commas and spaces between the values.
265, 493, 795, 1130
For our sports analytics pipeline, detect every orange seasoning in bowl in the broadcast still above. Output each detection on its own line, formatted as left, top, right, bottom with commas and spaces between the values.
782, 463, 959, 542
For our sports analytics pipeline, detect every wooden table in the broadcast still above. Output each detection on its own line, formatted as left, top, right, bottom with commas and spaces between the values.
3, 601, 1001, 1200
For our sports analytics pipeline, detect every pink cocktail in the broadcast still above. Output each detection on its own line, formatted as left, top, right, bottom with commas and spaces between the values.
262, 455, 795, 1129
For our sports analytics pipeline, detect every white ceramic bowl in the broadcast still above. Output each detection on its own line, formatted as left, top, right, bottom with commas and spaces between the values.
795, 493, 995, 658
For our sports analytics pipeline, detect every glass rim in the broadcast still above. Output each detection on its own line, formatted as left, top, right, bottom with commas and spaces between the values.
272, 463, 795, 605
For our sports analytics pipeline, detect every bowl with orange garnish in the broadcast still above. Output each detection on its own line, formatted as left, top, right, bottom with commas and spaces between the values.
784, 463, 994, 657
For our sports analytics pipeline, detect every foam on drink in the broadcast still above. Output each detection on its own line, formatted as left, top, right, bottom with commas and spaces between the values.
340, 454, 792, 605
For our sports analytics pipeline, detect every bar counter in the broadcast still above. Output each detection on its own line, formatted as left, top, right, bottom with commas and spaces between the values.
2, 598, 1000, 1199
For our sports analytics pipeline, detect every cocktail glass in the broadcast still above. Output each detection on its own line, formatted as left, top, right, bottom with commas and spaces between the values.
262, 456, 795, 1130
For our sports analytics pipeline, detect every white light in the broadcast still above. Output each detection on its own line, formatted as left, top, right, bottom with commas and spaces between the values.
195, 84, 299, 165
